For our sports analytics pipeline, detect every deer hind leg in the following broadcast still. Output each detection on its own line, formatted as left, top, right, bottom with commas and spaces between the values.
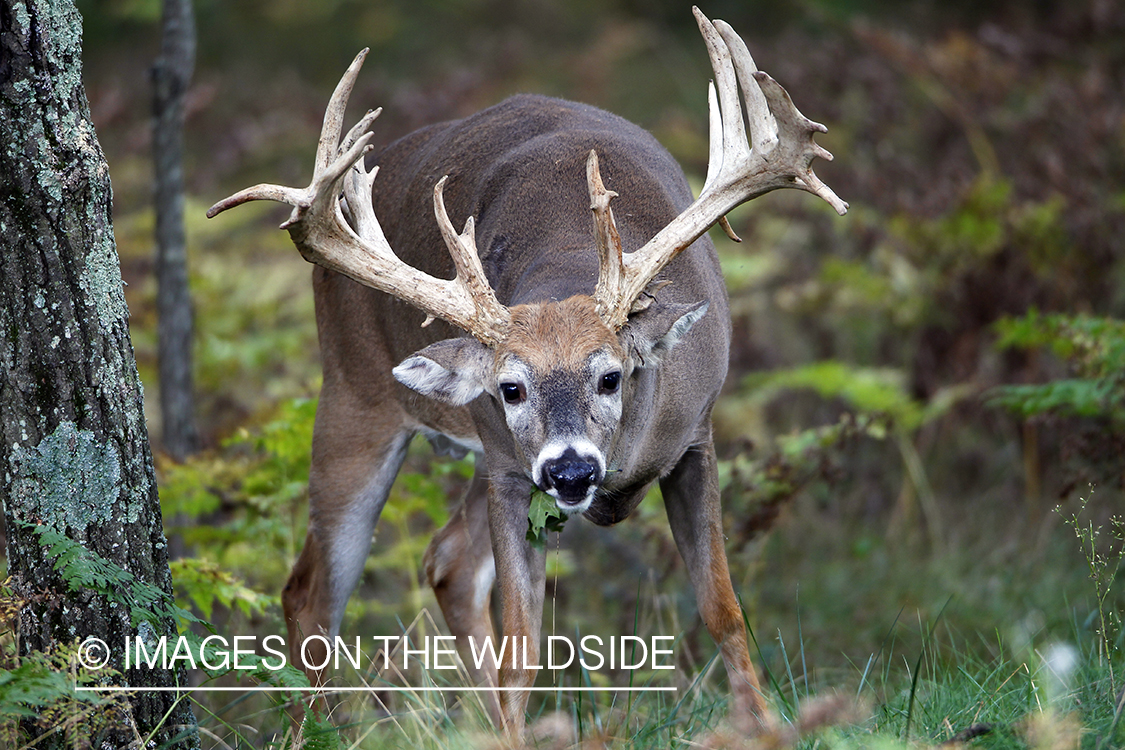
660, 438, 773, 734
423, 464, 501, 720
282, 389, 411, 684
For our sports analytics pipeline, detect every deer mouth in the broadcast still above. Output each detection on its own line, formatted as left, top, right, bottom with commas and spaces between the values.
535, 444, 604, 513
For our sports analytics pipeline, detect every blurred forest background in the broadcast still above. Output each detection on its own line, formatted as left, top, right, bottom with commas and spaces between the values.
61, 0, 1125, 742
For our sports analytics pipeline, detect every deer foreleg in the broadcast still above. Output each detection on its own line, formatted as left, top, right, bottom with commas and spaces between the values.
660, 439, 772, 734
283, 420, 411, 684
488, 476, 547, 739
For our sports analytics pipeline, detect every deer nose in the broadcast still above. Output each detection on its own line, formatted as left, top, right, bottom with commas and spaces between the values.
543, 450, 599, 504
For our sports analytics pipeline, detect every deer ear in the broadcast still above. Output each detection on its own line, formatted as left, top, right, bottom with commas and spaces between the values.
619, 300, 708, 369
393, 338, 493, 405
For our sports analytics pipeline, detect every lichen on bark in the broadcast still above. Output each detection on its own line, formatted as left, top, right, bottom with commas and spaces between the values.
9, 421, 120, 530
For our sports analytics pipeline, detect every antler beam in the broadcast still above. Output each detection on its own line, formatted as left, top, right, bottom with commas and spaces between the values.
206, 49, 511, 347
591, 6, 848, 330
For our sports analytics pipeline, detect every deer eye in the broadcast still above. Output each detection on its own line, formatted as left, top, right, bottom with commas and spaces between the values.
499, 382, 525, 404
599, 371, 621, 395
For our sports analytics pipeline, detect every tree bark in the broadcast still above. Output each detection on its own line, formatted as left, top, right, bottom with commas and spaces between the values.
153, 0, 198, 461
0, 0, 199, 747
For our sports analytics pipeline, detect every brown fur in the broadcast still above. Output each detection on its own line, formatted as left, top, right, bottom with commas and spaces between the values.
498, 296, 624, 373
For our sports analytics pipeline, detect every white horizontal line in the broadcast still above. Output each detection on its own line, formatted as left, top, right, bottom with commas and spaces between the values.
75, 685, 677, 693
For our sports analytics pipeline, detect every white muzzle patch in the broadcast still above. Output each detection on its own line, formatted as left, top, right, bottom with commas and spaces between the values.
533, 438, 605, 515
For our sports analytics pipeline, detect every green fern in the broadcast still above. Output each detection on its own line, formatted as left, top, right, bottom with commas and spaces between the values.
37, 525, 132, 592
0, 638, 121, 744
0, 653, 89, 719
990, 312, 1125, 422
299, 711, 342, 750
33, 525, 197, 629
180, 631, 309, 688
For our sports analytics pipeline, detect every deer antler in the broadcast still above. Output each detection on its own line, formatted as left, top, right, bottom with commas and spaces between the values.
206, 49, 512, 347
591, 6, 848, 330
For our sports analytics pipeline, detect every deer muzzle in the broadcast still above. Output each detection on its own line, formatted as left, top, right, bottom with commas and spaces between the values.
535, 444, 604, 512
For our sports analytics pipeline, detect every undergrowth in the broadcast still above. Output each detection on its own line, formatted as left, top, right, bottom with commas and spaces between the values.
2, 401, 1121, 748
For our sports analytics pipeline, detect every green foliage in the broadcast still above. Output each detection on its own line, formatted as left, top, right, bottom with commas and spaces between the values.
229, 395, 317, 514
0, 565, 307, 748
788, 176, 1073, 355
886, 176, 1072, 303
160, 396, 319, 591
719, 413, 886, 542
735, 361, 973, 548
0, 650, 99, 721
527, 488, 567, 549
746, 361, 924, 429
0, 582, 130, 746
892, 176, 1012, 264
169, 558, 274, 621
187, 200, 321, 436
37, 524, 133, 591
33, 525, 195, 629
743, 360, 973, 437
992, 379, 1118, 421
299, 711, 343, 750
990, 312, 1125, 422
0, 650, 130, 747
157, 457, 222, 519
14, 528, 315, 744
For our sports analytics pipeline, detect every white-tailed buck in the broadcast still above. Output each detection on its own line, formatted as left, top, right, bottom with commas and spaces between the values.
209, 6, 846, 738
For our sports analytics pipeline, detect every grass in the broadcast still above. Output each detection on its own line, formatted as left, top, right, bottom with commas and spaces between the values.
149, 399, 1122, 748
2, 613, 1116, 749
159, 546, 1121, 750
142, 387, 1123, 749
169, 617, 1121, 750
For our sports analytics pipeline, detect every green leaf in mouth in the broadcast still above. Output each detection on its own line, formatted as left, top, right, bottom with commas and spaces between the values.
526, 488, 568, 549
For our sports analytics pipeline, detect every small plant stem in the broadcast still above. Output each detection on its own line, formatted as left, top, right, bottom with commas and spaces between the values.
896, 432, 943, 551
1096, 686, 1125, 750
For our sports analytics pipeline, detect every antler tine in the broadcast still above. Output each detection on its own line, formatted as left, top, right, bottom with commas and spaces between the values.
752, 70, 849, 215
694, 7, 748, 174
342, 107, 383, 155
703, 82, 742, 243
341, 119, 384, 246
591, 7, 847, 330
587, 151, 627, 322
698, 7, 845, 216
315, 48, 370, 171
433, 176, 512, 343
713, 19, 778, 159
206, 182, 306, 219
204, 128, 374, 222
206, 48, 377, 223
701, 82, 723, 197
208, 50, 511, 348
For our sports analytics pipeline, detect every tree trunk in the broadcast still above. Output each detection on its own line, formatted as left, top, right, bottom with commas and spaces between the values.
0, 0, 199, 747
153, 0, 199, 461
